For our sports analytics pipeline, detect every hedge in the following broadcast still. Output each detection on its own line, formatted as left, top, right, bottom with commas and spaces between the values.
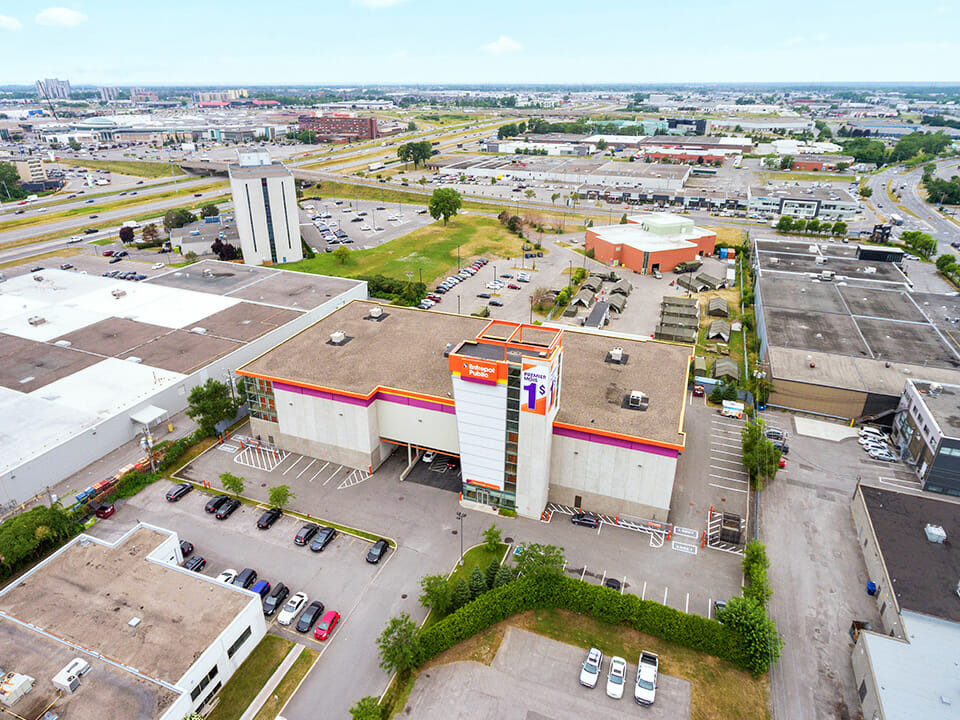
412, 574, 754, 672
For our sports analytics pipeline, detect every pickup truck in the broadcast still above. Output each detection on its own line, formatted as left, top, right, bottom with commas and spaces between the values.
634, 651, 658, 705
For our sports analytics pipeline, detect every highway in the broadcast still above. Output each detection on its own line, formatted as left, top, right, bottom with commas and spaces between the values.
866, 159, 960, 247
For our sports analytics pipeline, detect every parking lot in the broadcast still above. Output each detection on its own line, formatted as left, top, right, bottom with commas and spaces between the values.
299, 196, 436, 252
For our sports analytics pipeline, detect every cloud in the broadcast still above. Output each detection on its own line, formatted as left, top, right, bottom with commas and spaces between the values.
35, 7, 88, 26
354, 0, 406, 7
0, 14, 22, 30
482, 35, 522, 55
785, 36, 804, 46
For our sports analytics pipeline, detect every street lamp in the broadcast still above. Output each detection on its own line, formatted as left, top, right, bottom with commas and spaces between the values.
456, 511, 467, 566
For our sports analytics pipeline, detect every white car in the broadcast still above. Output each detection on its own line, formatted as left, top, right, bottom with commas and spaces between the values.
486, 281, 503, 290
152, 262, 165, 270
277, 591, 308, 626
216, 568, 237, 584
858, 435, 888, 447
635, 651, 658, 705
360, 224, 372, 231
66, 235, 84, 244
869, 448, 898, 462
580, 647, 603, 688
606, 656, 627, 699
422, 451, 436, 463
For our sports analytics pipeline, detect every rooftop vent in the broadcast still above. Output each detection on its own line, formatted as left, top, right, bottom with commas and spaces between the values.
330, 330, 346, 345
111, 288, 126, 298
929, 382, 943, 396
26, 316, 46, 327
627, 391, 649, 411
128, 616, 142, 628
924, 523, 947, 544
190, 327, 207, 334
125, 356, 142, 364
32, 274, 43, 282
369, 306, 383, 318
610, 347, 623, 362
54, 340, 71, 347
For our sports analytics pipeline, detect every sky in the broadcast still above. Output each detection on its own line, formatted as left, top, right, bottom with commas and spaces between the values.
1, 0, 957, 86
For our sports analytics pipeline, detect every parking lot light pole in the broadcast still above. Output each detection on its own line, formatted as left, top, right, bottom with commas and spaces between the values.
456, 511, 467, 566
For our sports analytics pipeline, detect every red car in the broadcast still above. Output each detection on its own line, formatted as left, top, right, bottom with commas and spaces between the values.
507, 283, 521, 289
778, 457, 786, 469
692, 385, 705, 397
314, 610, 340, 640
92, 502, 115, 519
102, 250, 114, 256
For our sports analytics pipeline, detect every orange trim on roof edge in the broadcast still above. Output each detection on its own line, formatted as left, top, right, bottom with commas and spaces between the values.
551, 421, 684, 452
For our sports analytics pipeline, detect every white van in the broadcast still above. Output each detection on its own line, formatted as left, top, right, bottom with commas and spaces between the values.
859, 426, 886, 439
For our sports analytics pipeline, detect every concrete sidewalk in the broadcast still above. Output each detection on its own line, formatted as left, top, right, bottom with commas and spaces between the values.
238, 642, 305, 720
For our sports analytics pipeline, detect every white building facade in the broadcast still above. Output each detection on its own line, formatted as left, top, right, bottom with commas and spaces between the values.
228, 152, 302, 266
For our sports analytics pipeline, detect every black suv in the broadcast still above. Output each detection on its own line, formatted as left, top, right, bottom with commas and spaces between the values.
205, 494, 229, 514
310, 526, 338, 552
294, 523, 319, 546
366, 538, 389, 564
216, 497, 241, 520
296, 601, 325, 633
165, 482, 192, 502
233, 568, 258, 589
571, 512, 600, 528
257, 507, 282, 529
262, 583, 290, 616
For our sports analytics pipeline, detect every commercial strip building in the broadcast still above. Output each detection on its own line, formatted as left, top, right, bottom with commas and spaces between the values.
0, 262, 366, 506
297, 114, 379, 141
228, 151, 302, 266
238, 301, 691, 520
480, 139, 595, 156
585, 213, 716, 274
788, 154, 855, 172
752, 238, 960, 419
850, 484, 960, 720
893, 380, 960, 496
747, 186, 858, 220
0, 524, 265, 719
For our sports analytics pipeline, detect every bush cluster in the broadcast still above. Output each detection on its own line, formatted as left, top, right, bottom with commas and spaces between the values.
0, 504, 84, 582
355, 274, 426, 306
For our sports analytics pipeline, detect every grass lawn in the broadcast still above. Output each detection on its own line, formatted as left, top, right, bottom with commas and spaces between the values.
252, 648, 317, 720
449, 543, 507, 584
760, 171, 855, 183
57, 158, 187, 178
704, 226, 746, 247
89, 238, 115, 245
281, 215, 526, 285
206, 634, 292, 720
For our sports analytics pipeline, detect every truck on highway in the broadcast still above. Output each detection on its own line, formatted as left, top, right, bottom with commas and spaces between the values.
368, 162, 385, 172
889, 213, 904, 226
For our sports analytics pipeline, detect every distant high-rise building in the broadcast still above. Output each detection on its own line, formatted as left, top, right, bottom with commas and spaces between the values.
228, 152, 302, 266
98, 86, 120, 102
35, 78, 71, 100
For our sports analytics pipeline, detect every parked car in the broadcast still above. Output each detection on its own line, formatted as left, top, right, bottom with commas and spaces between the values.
772, 440, 789, 455
165, 482, 192, 502
216, 497, 241, 519
183, 556, 206, 572
257, 507, 282, 529
507, 283, 521, 290
205, 494, 229, 513
580, 647, 603, 688
233, 568, 258, 589
634, 651, 659, 705
102, 250, 114, 257
422, 451, 436, 464
692, 384, 705, 397
606, 656, 627, 699
216, 569, 237, 584
277, 591, 308, 626
477, 292, 491, 298
571, 512, 600, 528
250, 580, 272, 599
310, 526, 338, 552
294, 522, 319, 546
262, 583, 290, 616
296, 600, 325, 633
604, 577, 622, 591
489, 299, 503, 307
109, 256, 123, 264
314, 610, 341, 640
869, 447, 898, 462
366, 538, 389, 564
91, 502, 115, 519
179, 540, 194, 557
60, 263, 74, 270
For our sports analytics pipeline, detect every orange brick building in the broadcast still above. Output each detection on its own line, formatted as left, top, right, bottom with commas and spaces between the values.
585, 213, 716, 274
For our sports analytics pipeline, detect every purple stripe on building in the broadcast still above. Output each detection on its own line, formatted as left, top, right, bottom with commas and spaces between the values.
273, 381, 455, 414
552, 425, 680, 458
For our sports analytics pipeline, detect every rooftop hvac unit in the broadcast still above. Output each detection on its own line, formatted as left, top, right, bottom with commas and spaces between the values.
929, 382, 943, 396
330, 330, 346, 345
769, 257, 779, 265
32, 274, 43, 282
628, 391, 649, 410
26, 316, 46, 327
54, 339, 71, 347
111, 288, 126, 298
0, 672, 35, 707
190, 327, 207, 334
610, 347, 623, 362
924, 523, 947, 544
369, 306, 383, 319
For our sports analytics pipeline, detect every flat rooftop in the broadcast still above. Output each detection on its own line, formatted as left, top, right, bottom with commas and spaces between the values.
860, 485, 960, 623
239, 301, 689, 446
0, 526, 251, 685
750, 185, 857, 203
591, 224, 699, 253
227, 161, 292, 179
912, 381, 960, 436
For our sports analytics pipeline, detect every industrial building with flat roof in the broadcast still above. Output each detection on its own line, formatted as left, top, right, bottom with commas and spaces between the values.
0, 261, 366, 505
748, 185, 858, 220
238, 300, 691, 521
0, 524, 265, 720
850, 484, 960, 720
585, 213, 716, 275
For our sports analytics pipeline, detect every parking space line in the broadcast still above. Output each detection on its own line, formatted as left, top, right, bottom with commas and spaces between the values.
580, 566, 587, 581
709, 482, 748, 494
309, 462, 330, 482
710, 465, 748, 475
710, 472, 748, 482
323, 466, 344, 486
711, 441, 742, 449
712, 449, 745, 458
282, 456, 306, 476
296, 459, 317, 479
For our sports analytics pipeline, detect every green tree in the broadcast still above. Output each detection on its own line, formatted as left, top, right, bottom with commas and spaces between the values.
141, 223, 159, 243
776, 216, 794, 232
514, 542, 565, 579
524, 189, 535, 201
419, 574, 452, 616
936, 253, 957, 273
493, 564, 515, 587
0, 161, 24, 199
779, 155, 794, 170
68, 139, 82, 151
485, 557, 500, 588
119, 226, 135, 244
806, 218, 820, 234
901, 230, 937, 258
451, 577, 472, 609
186, 379, 237, 436
619, 213, 628, 224
349, 696, 383, 720
406, 121, 417, 132
183, 250, 198, 263
742, 540, 773, 607
163, 208, 197, 233
831, 220, 848, 236
268, 484, 295, 509
722, 383, 738, 401
220, 471, 245, 497
376, 613, 419, 675
741, 419, 781, 490
428, 187, 462, 225
469, 565, 488, 598
859, 185, 873, 198
717, 596, 782, 674
482, 522, 501, 552
551, 192, 561, 207
793, 218, 806, 233
709, 385, 724, 403
596, 138, 608, 151
333, 245, 351, 264
200, 203, 219, 218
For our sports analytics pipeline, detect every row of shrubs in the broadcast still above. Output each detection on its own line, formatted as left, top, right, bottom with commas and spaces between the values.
412, 573, 757, 671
